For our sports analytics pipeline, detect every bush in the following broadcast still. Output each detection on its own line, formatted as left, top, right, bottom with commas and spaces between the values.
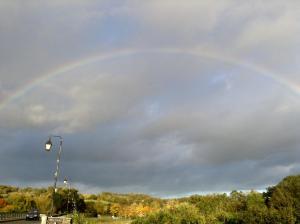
72, 211, 86, 224
132, 203, 205, 224
85, 201, 97, 217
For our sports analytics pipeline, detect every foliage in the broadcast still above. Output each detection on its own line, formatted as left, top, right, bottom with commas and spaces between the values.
0, 198, 7, 208
264, 175, 300, 223
72, 211, 87, 224
85, 201, 98, 217
0, 185, 85, 214
133, 202, 205, 224
83, 192, 163, 218
1, 174, 300, 224
131, 175, 300, 224
0, 185, 18, 194
4, 192, 37, 212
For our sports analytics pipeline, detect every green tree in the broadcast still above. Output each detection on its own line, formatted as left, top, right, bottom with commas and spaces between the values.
110, 203, 121, 216
269, 187, 296, 223
264, 175, 300, 223
56, 188, 86, 213
133, 203, 205, 224
240, 191, 269, 224
85, 201, 97, 217
6, 193, 37, 212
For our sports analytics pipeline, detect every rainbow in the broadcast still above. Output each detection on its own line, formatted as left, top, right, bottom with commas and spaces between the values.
1, 47, 299, 111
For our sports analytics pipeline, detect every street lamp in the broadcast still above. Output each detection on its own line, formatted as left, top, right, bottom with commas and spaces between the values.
44, 135, 63, 216
63, 177, 76, 213
64, 177, 70, 213
45, 138, 52, 151
63, 177, 68, 185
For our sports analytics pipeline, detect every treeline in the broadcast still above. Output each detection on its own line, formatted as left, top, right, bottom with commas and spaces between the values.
84, 192, 165, 218
1, 175, 300, 223
134, 175, 300, 224
0, 185, 163, 217
0, 186, 85, 214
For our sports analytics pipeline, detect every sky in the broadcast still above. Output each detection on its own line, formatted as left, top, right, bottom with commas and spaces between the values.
0, 0, 300, 197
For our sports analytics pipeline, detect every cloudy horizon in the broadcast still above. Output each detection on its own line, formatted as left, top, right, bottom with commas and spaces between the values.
0, 0, 300, 197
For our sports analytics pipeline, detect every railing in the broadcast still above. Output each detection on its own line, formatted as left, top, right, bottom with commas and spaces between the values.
47, 216, 72, 224
0, 213, 26, 222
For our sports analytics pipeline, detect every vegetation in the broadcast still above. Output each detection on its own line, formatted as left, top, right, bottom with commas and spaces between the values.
0, 186, 85, 214
133, 175, 300, 224
1, 174, 300, 223
133, 202, 205, 224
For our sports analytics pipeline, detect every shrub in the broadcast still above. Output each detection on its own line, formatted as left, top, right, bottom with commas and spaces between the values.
132, 203, 205, 224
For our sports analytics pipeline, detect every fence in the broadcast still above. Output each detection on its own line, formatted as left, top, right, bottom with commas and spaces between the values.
0, 213, 26, 222
47, 217, 72, 224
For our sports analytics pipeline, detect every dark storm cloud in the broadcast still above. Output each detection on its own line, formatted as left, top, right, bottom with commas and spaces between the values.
0, 0, 299, 196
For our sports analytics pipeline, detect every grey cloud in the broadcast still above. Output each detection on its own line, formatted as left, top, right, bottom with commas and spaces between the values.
125, 0, 300, 75
0, 1, 299, 196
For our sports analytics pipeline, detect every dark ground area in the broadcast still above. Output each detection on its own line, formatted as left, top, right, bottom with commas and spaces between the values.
2, 221, 39, 224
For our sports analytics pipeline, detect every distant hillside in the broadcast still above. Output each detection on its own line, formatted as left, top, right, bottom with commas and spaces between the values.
84, 192, 164, 205
1, 175, 300, 224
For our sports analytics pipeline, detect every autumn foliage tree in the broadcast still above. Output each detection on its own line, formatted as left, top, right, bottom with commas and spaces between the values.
0, 198, 7, 208
1, 175, 300, 224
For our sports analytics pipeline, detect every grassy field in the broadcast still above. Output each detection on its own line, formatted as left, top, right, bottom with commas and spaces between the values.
86, 216, 132, 224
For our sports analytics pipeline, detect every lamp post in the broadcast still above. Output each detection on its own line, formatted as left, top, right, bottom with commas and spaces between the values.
64, 177, 70, 213
45, 135, 63, 216
63, 177, 76, 213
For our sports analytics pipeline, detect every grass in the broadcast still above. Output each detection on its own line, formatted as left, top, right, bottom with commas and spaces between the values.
86, 216, 131, 224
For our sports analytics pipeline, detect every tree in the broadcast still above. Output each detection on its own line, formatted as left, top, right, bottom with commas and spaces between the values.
241, 191, 269, 224
6, 193, 37, 212
94, 201, 109, 215
132, 203, 206, 224
266, 175, 300, 223
85, 201, 97, 217
110, 203, 121, 216
56, 188, 86, 213
35, 194, 51, 214
0, 198, 7, 208
269, 186, 296, 223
